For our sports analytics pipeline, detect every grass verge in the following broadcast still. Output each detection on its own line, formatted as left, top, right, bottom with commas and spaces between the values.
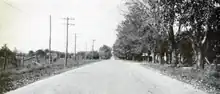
142, 62, 220, 94
3, 59, 100, 92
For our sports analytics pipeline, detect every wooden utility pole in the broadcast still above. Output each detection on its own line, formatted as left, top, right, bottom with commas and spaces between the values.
49, 15, 52, 64
84, 42, 87, 60
74, 33, 77, 61
63, 17, 74, 67
86, 42, 87, 52
92, 39, 95, 59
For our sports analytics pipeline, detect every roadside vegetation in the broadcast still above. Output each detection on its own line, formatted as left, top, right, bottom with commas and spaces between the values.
113, 0, 220, 93
0, 44, 112, 93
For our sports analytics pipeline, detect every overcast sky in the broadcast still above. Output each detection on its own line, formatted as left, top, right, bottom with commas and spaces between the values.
0, 0, 125, 53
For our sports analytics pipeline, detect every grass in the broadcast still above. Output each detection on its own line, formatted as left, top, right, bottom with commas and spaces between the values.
2, 59, 100, 92
0, 72, 13, 94
142, 62, 220, 94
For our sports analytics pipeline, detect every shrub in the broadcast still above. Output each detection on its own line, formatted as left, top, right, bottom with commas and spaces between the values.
0, 72, 13, 94
202, 70, 220, 90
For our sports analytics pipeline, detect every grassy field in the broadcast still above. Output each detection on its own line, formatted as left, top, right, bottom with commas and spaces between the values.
3, 58, 100, 91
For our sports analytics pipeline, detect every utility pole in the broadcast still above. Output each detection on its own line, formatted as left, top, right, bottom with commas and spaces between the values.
92, 40, 95, 51
92, 39, 95, 59
63, 17, 74, 67
74, 33, 77, 61
85, 42, 88, 52
49, 15, 52, 64
85, 42, 87, 60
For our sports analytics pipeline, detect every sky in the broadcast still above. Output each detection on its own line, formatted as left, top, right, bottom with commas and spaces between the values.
0, 0, 125, 53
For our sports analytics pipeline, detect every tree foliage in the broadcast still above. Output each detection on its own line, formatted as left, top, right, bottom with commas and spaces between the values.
113, 0, 220, 68
0, 44, 17, 69
99, 45, 112, 59
28, 50, 34, 56
86, 51, 99, 60
35, 49, 46, 57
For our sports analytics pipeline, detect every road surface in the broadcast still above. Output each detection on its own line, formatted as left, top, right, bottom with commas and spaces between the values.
6, 60, 207, 94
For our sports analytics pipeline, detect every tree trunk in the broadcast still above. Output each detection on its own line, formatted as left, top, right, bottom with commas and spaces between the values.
171, 49, 178, 67
197, 48, 205, 69
215, 57, 219, 71
3, 51, 7, 70
153, 53, 156, 63
3, 57, 7, 70
159, 55, 165, 64
156, 55, 159, 63
175, 51, 179, 66
132, 56, 134, 61
166, 53, 169, 64
179, 54, 182, 64
171, 51, 175, 66
169, 52, 172, 64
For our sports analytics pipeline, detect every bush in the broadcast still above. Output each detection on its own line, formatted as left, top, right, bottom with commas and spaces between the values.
0, 72, 13, 94
86, 51, 99, 59
202, 69, 220, 91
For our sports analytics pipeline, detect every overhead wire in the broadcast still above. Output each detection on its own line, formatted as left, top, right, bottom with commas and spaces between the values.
2, 0, 31, 16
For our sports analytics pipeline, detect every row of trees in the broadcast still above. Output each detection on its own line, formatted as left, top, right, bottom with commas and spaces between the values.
0, 44, 112, 69
27, 45, 112, 60
76, 45, 112, 60
113, 0, 220, 69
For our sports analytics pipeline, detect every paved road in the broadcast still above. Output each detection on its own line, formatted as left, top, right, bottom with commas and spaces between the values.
6, 60, 207, 94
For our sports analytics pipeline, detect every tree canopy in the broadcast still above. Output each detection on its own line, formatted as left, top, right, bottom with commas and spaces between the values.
113, 0, 220, 68
99, 45, 112, 59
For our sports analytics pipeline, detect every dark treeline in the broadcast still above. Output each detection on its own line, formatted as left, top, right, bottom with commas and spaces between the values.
113, 0, 220, 69
76, 45, 112, 60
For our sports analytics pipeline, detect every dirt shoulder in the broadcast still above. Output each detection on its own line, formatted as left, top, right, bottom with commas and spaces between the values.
141, 62, 220, 94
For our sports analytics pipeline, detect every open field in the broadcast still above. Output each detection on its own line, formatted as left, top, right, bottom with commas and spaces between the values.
3, 58, 100, 91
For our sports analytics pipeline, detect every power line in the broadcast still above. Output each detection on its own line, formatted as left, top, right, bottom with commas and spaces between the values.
2, 0, 22, 12
2, 0, 31, 16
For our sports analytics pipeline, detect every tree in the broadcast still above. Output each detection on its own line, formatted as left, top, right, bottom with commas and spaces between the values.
28, 50, 34, 56
86, 51, 99, 59
176, 31, 194, 66
35, 49, 45, 57
113, 0, 165, 61
206, 6, 220, 70
44, 49, 49, 55
99, 45, 112, 59
0, 44, 17, 69
114, 0, 220, 70
76, 51, 86, 59
0, 45, 14, 93
178, 0, 217, 69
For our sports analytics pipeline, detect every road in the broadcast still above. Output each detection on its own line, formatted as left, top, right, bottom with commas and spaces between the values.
6, 60, 207, 94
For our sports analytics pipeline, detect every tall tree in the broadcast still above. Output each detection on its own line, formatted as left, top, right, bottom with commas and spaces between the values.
28, 50, 34, 56
99, 45, 112, 59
